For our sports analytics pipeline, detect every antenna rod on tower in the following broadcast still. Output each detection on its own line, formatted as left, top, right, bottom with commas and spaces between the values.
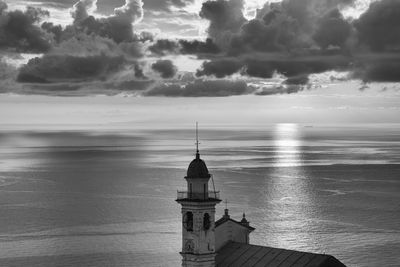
196, 122, 200, 159
196, 122, 198, 152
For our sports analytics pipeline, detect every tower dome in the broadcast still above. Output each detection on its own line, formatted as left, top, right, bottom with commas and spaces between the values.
186, 152, 211, 179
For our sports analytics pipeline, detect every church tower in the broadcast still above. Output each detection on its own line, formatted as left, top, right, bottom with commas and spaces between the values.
176, 124, 221, 267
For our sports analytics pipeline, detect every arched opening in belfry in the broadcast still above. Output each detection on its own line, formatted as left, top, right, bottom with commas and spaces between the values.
203, 213, 210, 230
185, 211, 193, 232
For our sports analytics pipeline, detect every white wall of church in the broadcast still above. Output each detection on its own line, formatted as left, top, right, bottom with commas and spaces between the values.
215, 220, 250, 251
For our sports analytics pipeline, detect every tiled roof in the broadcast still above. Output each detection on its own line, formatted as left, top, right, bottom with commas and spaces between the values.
216, 242, 346, 267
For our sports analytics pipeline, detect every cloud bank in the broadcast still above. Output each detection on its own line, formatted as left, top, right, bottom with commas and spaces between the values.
189, 0, 400, 86
1, 0, 400, 97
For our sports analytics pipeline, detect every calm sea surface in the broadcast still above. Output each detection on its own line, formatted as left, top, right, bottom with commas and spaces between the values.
0, 124, 399, 267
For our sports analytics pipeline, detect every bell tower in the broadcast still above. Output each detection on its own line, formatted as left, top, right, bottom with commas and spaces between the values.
176, 123, 221, 267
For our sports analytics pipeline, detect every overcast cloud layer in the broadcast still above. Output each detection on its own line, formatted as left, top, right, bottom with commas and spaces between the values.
1, 0, 400, 96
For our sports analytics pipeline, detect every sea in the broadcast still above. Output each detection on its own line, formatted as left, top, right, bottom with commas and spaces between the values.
0, 124, 399, 267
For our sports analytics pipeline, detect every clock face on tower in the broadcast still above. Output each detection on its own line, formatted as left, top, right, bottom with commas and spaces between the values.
185, 239, 194, 252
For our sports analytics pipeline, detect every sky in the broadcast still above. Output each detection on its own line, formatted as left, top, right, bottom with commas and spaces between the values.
0, 0, 400, 128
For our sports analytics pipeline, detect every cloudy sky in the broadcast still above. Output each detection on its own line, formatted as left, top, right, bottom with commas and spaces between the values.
0, 0, 399, 128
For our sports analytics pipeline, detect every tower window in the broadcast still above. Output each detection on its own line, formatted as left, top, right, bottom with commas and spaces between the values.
203, 213, 210, 230
183, 211, 193, 231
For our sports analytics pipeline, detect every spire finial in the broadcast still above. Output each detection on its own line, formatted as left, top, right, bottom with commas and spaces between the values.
223, 199, 229, 218
195, 122, 200, 159
241, 212, 249, 225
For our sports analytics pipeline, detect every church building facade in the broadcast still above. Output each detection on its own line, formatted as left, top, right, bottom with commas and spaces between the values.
176, 147, 347, 267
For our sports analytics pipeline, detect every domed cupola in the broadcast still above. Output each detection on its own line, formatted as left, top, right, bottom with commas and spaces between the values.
176, 123, 221, 267
186, 152, 211, 179
176, 123, 221, 202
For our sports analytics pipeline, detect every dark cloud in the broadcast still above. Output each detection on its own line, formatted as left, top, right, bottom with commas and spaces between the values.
14, 0, 147, 88
0, 3, 52, 52
118, 41, 145, 58
192, 0, 400, 87
41, 22, 63, 43
196, 58, 243, 78
231, 8, 304, 54
5, 0, 400, 96
230, 0, 356, 54
249, 56, 350, 79
70, 14, 135, 44
142, 75, 310, 97
179, 38, 220, 54
352, 55, 400, 82
349, 0, 400, 82
45, 32, 144, 59
60, 0, 144, 44
197, 0, 355, 55
191, 0, 359, 85
149, 39, 179, 55
15, 24, 150, 85
151, 60, 177, 78
149, 38, 220, 56
17, 54, 125, 83
78, 16, 135, 43
16, 77, 155, 96
200, 0, 247, 49
258, 0, 354, 32
244, 59, 274, 78
196, 54, 350, 82
145, 79, 249, 97
312, 8, 352, 50
355, 0, 400, 52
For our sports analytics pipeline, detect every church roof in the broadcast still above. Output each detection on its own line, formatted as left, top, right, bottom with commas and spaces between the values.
186, 152, 211, 179
216, 242, 346, 267
215, 214, 255, 231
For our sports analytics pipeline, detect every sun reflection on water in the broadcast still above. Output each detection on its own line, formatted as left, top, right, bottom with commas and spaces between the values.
272, 124, 302, 167
256, 124, 319, 252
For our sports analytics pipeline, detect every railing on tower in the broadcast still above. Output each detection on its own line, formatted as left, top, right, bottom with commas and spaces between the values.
177, 190, 220, 200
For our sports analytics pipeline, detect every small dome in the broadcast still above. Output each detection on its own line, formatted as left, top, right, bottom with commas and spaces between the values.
241, 213, 248, 223
186, 152, 210, 179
